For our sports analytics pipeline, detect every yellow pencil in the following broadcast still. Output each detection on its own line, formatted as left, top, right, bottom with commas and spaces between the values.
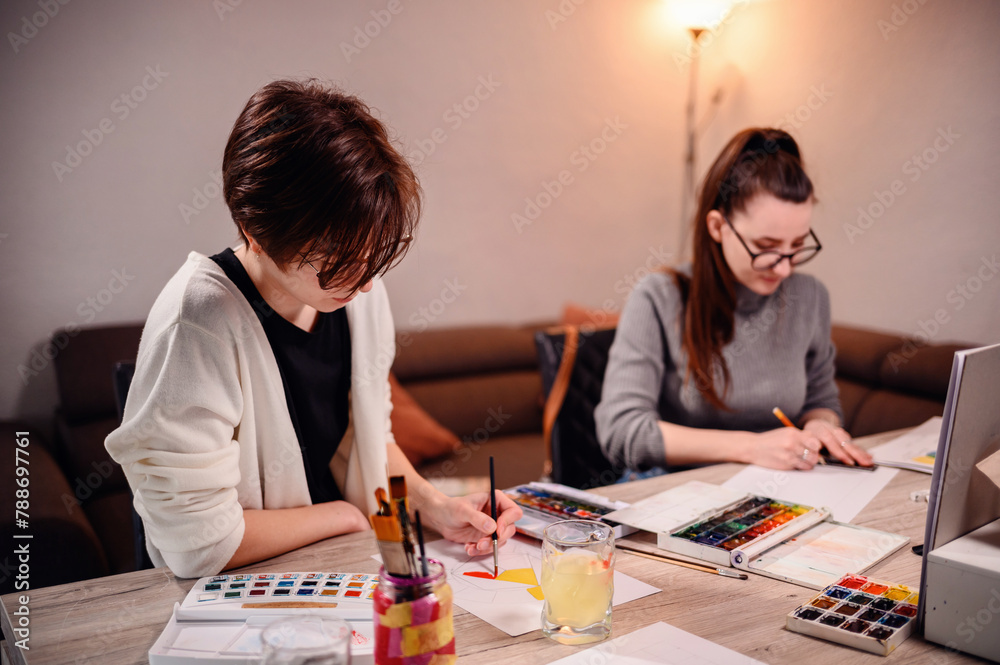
772, 407, 826, 465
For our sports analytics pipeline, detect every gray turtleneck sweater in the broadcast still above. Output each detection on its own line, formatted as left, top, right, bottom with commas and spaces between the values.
594, 269, 842, 471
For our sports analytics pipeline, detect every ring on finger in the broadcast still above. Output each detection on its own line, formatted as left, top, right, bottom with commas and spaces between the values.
840, 440, 849, 448
802, 448, 810, 460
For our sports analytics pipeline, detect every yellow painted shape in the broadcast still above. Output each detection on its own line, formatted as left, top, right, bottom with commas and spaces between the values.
527, 586, 545, 600
496, 567, 538, 586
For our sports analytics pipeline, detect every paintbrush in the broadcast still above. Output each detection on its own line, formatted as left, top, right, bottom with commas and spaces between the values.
616, 541, 748, 580
370, 512, 411, 577
489, 456, 499, 579
389, 475, 419, 575
375, 487, 393, 516
415, 510, 429, 577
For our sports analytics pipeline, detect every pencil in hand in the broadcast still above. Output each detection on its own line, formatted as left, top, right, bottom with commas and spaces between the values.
772, 407, 826, 465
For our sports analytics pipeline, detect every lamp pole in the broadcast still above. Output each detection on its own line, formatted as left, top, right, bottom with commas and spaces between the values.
679, 26, 706, 254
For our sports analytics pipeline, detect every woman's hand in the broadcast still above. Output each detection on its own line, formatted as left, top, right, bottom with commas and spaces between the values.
422, 491, 523, 556
803, 419, 873, 466
748, 427, 827, 470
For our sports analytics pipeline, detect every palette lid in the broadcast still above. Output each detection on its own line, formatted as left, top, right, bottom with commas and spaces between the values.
744, 519, 910, 590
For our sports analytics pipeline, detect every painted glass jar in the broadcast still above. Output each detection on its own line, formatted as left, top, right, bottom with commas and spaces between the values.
373, 560, 455, 664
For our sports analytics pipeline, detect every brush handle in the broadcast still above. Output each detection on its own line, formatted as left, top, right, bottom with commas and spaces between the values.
489, 456, 498, 535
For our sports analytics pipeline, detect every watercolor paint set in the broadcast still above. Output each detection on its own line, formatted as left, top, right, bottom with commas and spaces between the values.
506, 482, 637, 539
786, 574, 918, 655
605, 481, 908, 588
149, 572, 377, 664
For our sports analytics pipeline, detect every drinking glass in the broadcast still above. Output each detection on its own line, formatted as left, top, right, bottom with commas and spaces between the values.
541, 519, 615, 645
261, 615, 351, 665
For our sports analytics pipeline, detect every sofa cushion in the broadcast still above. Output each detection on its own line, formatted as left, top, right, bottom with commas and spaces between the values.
0, 422, 109, 593
53, 324, 143, 422
393, 325, 542, 382
83, 492, 139, 575
834, 377, 872, 434
831, 325, 906, 385
560, 303, 620, 328
878, 341, 968, 400
55, 414, 129, 500
389, 373, 462, 466
418, 432, 547, 491
849, 390, 946, 438
404, 371, 543, 440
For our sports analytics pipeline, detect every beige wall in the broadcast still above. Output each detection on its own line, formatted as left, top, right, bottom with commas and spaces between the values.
1, 0, 998, 425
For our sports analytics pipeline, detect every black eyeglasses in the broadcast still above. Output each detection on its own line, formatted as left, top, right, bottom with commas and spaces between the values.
722, 214, 822, 271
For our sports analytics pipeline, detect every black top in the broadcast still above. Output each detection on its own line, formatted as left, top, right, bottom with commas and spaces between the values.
210, 248, 351, 504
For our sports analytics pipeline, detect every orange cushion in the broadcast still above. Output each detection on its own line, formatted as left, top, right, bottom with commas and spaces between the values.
389, 373, 462, 466
560, 303, 620, 328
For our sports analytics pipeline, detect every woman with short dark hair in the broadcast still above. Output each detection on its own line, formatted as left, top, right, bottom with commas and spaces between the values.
596, 128, 873, 474
107, 79, 520, 578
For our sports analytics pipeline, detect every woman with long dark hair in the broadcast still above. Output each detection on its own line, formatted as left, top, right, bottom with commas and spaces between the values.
596, 128, 873, 473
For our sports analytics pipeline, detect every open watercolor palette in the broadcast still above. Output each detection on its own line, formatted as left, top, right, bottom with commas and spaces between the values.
506, 482, 637, 539
605, 481, 908, 589
149, 572, 377, 664
786, 574, 918, 655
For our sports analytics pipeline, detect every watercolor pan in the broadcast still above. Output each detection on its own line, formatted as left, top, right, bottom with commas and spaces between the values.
150, 573, 378, 665
604, 481, 910, 589
661, 492, 823, 568
786, 574, 917, 656
507, 481, 637, 540
178, 571, 379, 621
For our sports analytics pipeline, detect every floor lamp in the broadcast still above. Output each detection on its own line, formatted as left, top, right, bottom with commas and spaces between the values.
679, 26, 707, 253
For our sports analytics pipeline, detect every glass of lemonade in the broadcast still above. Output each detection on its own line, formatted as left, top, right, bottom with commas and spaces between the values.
541, 519, 615, 645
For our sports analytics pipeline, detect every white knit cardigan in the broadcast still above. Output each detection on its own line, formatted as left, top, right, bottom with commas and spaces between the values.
106, 251, 393, 578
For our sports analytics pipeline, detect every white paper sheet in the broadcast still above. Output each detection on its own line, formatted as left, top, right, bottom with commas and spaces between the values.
868, 417, 941, 473
721, 463, 898, 522
544, 621, 768, 665
420, 536, 660, 637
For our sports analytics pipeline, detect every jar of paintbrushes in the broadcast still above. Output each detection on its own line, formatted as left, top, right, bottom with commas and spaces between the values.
370, 477, 455, 664
373, 560, 454, 664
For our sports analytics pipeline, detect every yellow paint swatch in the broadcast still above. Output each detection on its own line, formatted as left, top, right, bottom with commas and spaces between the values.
527, 586, 545, 600
496, 567, 538, 586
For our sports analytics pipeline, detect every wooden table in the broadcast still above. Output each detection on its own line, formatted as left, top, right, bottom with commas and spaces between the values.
1, 431, 988, 664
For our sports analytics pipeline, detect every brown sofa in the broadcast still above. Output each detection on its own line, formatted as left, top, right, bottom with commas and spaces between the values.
0, 320, 971, 594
